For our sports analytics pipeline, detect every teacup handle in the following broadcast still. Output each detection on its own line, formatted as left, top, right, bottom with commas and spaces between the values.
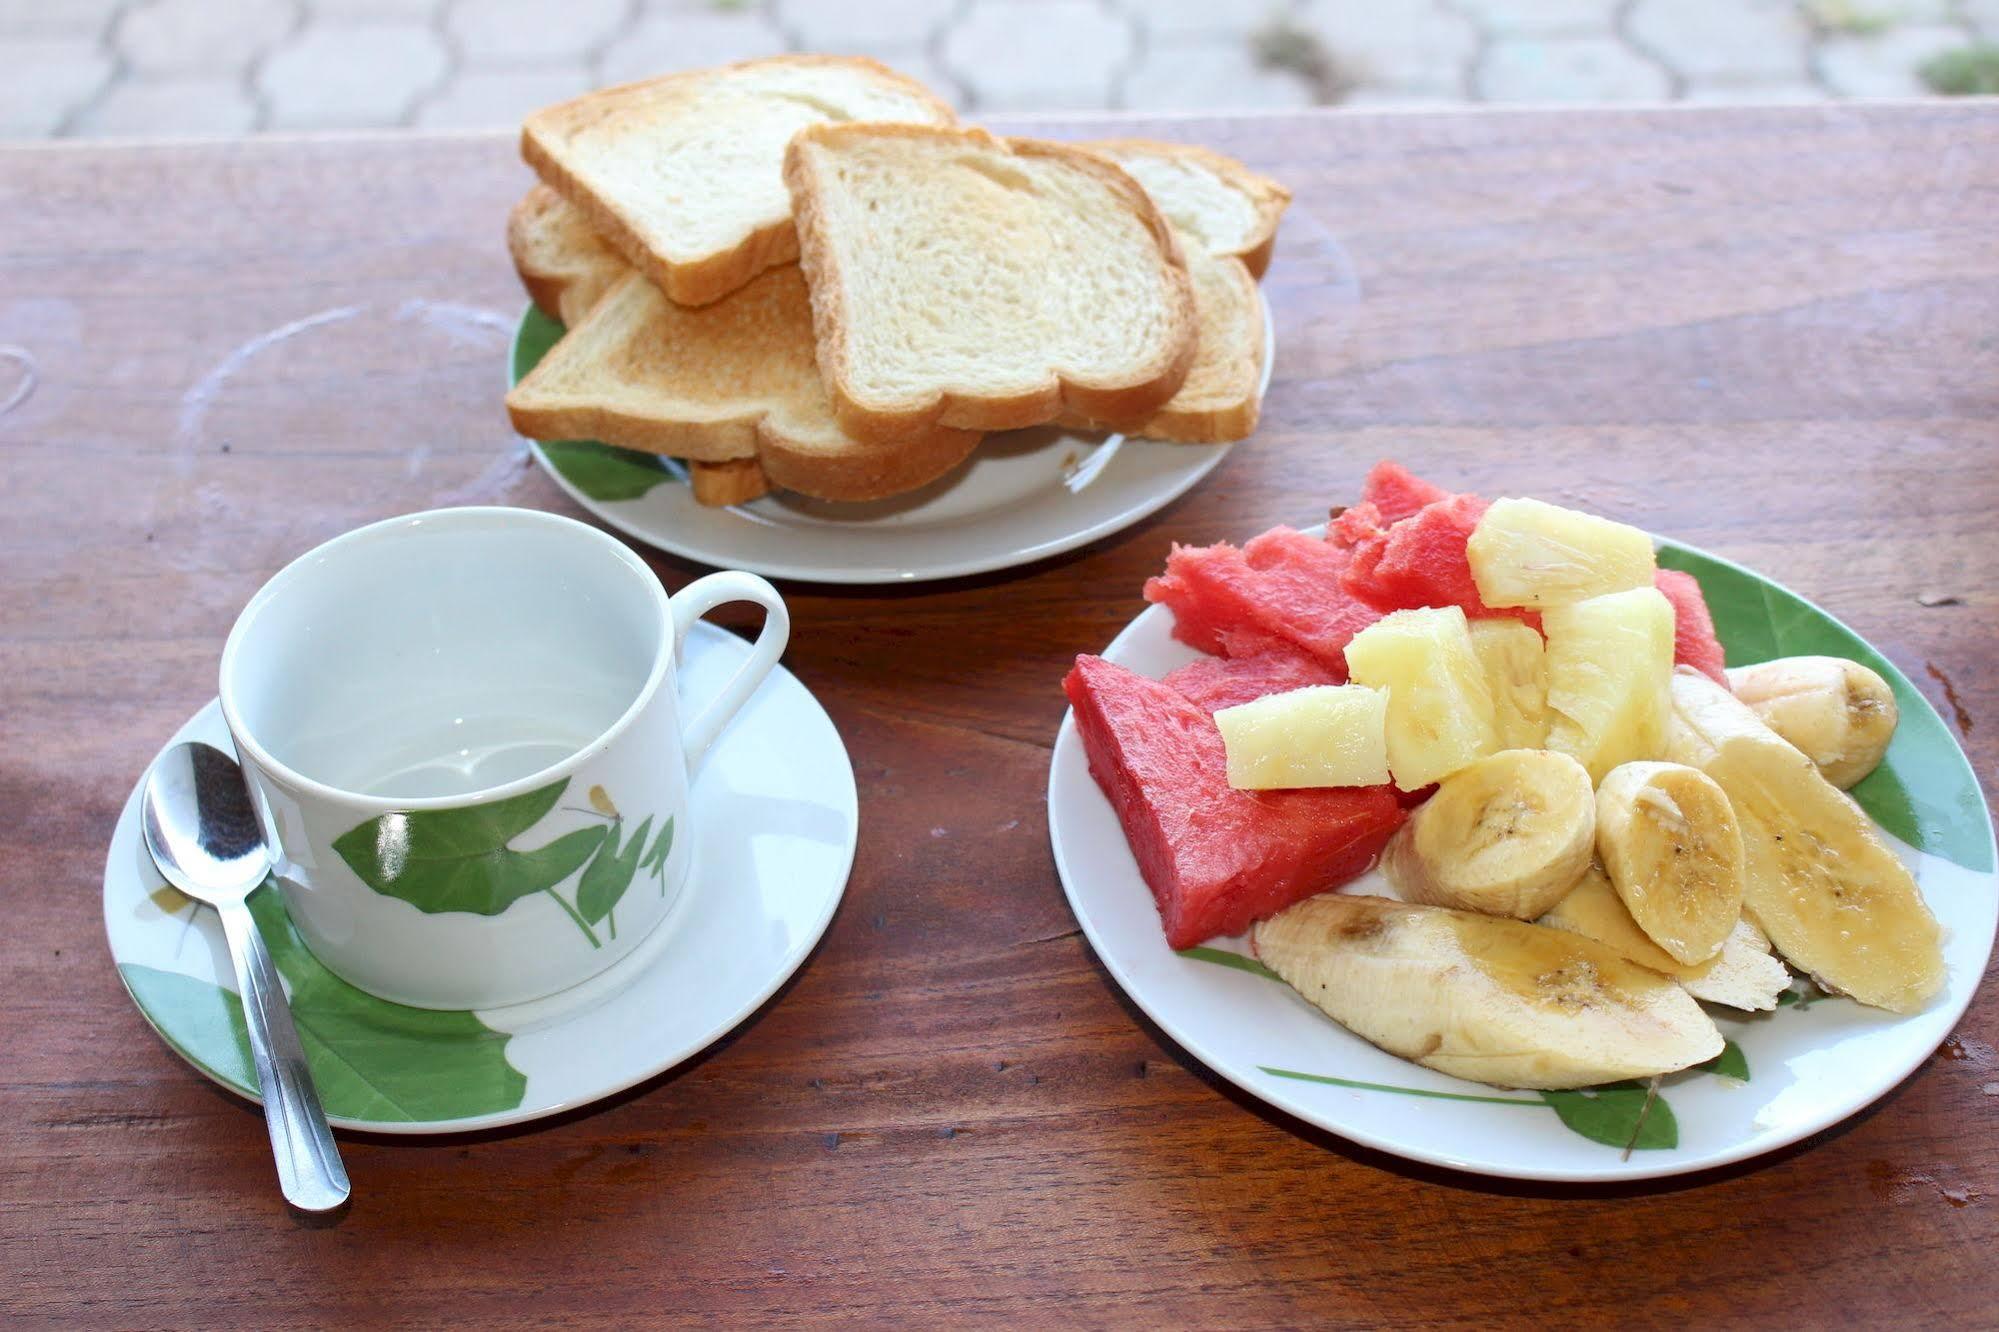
669, 571, 791, 772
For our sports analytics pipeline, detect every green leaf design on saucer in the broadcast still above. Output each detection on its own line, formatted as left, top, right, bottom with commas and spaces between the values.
512, 304, 680, 504
333, 776, 604, 916
1698, 1038, 1750, 1081
1540, 1083, 1677, 1150
1657, 541, 1992, 871
119, 884, 527, 1123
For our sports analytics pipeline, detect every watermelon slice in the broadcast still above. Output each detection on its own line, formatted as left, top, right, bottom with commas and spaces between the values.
1065, 655, 1405, 949
1164, 645, 1341, 714
1358, 459, 1451, 524
1339, 492, 1541, 629
1143, 527, 1382, 672
1655, 568, 1728, 683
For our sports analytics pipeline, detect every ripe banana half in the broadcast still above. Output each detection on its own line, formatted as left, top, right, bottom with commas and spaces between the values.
1665, 668, 1944, 1013
1252, 894, 1723, 1090
1726, 655, 1898, 790
1381, 748, 1595, 919
1595, 761, 1746, 966
1541, 864, 1790, 1011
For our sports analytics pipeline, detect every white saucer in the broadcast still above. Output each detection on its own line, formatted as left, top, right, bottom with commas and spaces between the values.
103, 622, 857, 1134
1047, 532, 1998, 1182
512, 298, 1273, 585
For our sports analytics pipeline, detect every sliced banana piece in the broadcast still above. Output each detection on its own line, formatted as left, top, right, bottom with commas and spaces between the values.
1595, 761, 1746, 966
1380, 748, 1595, 919
1252, 894, 1723, 1090
1666, 668, 1944, 1013
1541, 865, 1789, 1011
1726, 655, 1898, 789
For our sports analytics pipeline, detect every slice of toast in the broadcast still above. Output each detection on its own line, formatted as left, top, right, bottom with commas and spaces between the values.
508, 183, 631, 328
1087, 139, 1290, 280
784, 124, 1198, 441
505, 266, 979, 503
1058, 140, 1290, 443
523, 56, 955, 309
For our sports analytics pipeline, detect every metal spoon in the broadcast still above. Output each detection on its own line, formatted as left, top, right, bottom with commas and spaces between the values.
141, 741, 350, 1214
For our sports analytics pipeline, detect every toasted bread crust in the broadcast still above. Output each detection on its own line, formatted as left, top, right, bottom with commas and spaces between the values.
688, 457, 773, 506
1081, 138, 1291, 280
784, 123, 1199, 445
523, 56, 955, 309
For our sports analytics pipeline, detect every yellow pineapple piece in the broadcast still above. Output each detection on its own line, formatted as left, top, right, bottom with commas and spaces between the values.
1541, 586, 1675, 782
1343, 606, 1499, 788
1215, 685, 1390, 790
1467, 617, 1548, 749
1468, 497, 1657, 610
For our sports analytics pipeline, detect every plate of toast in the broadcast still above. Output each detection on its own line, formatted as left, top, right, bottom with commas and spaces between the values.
502, 57, 1287, 584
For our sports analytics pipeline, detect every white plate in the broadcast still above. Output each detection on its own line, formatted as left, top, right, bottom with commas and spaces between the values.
512, 298, 1273, 585
104, 622, 857, 1134
1047, 532, 1998, 1182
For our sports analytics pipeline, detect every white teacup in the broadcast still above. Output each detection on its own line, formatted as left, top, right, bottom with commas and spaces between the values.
218, 506, 789, 1010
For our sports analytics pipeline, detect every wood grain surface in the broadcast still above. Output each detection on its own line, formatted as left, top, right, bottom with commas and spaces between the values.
3, 104, 1997, 1327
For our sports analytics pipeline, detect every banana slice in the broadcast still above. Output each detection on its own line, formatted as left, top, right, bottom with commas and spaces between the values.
1595, 761, 1746, 966
1541, 864, 1790, 1011
1726, 656, 1898, 789
1666, 668, 1944, 1013
1252, 894, 1723, 1090
1380, 748, 1595, 919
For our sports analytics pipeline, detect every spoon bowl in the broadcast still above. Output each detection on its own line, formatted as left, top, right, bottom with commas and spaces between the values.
142, 742, 272, 906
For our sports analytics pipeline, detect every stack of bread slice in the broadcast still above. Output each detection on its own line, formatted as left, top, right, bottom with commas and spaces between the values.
504, 56, 1290, 507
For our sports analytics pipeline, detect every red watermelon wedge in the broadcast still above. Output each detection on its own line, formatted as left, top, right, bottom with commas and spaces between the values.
1065, 655, 1406, 949
1339, 493, 1541, 629
1143, 527, 1382, 672
1655, 568, 1728, 683
1164, 645, 1341, 714
1359, 459, 1451, 524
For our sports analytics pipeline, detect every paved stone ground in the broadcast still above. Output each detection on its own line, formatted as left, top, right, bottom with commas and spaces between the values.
3, 0, 1995, 139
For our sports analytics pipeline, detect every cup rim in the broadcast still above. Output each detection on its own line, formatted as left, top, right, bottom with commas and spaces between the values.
218, 505, 673, 812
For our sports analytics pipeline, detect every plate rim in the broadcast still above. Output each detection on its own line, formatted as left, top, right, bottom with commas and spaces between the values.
510, 300, 1268, 585
1046, 527, 1999, 1183
104, 624, 859, 1135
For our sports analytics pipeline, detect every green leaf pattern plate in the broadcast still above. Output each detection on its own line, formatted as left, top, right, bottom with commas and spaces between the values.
104, 623, 858, 1133
1047, 535, 1996, 1182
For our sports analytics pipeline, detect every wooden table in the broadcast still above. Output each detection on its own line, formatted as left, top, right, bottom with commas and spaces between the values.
4, 104, 1996, 1326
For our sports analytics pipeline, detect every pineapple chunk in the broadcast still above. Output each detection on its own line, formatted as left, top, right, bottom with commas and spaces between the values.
1343, 606, 1499, 788
1468, 617, 1548, 749
1542, 587, 1674, 782
1468, 497, 1657, 610
1215, 685, 1390, 790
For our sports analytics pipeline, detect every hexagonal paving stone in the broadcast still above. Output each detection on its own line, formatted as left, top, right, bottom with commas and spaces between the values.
415, 68, 595, 129
1479, 35, 1672, 101
1453, 0, 1618, 38
1132, 0, 1293, 40
597, 11, 790, 87
259, 23, 451, 129
116, 0, 294, 75
0, 0, 122, 38
447, 0, 629, 63
0, 37, 113, 135
1297, 0, 1477, 95
941, 0, 1133, 110
1818, 25, 1980, 98
1629, 0, 1810, 83
72, 76, 258, 137
1123, 40, 1317, 110
774, 0, 957, 50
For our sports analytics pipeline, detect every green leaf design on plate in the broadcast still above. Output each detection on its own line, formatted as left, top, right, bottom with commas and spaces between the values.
332, 778, 607, 918
1698, 1038, 1750, 1082
1540, 1083, 1678, 1150
1178, 945, 1283, 981
577, 815, 650, 926
119, 884, 528, 1123
1658, 541, 1993, 872
512, 304, 680, 504
1260, 1065, 1542, 1106
539, 441, 679, 503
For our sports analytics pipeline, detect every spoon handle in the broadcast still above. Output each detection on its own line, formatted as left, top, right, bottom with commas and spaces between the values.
217, 900, 351, 1213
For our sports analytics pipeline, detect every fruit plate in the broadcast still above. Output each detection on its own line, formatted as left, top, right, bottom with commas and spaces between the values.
509, 299, 1272, 585
1046, 533, 1997, 1183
